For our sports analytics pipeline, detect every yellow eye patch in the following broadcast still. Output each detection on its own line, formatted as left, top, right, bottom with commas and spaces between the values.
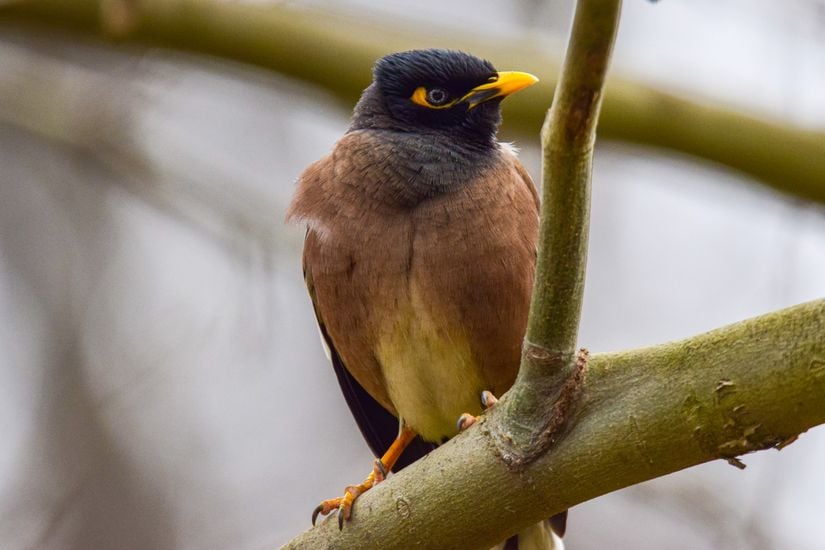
409, 72, 537, 111
411, 87, 457, 109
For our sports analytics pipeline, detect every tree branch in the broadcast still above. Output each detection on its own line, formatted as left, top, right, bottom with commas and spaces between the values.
283, 299, 825, 549
531, 0, 620, 353
487, 0, 621, 468
1, 1, 824, 206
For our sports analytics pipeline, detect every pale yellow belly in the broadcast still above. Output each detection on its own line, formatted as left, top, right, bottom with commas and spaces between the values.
375, 284, 484, 442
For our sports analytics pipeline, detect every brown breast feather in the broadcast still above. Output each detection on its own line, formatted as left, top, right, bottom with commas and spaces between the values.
287, 131, 539, 438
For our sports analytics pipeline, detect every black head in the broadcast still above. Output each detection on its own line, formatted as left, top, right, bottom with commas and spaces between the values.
349, 49, 538, 150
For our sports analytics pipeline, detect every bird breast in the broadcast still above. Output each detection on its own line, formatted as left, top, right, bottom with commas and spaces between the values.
376, 280, 485, 442
289, 135, 538, 445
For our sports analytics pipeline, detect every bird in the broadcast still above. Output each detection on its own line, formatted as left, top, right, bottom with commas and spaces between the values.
288, 48, 565, 549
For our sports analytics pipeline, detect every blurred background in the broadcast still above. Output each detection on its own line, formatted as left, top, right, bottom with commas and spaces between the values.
1, 0, 824, 549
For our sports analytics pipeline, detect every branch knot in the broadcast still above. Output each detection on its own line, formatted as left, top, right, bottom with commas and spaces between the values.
488, 348, 589, 470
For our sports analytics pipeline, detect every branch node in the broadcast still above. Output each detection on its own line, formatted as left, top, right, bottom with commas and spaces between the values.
490, 348, 589, 470
522, 339, 566, 370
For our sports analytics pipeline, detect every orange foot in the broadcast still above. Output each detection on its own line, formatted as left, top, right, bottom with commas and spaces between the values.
312, 426, 417, 529
456, 390, 498, 432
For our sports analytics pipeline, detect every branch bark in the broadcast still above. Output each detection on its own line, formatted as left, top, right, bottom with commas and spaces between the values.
283, 299, 825, 549
531, 0, 618, 353
1, 0, 824, 206
489, 0, 621, 468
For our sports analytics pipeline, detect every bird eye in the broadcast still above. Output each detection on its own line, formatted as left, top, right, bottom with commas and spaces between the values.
410, 86, 453, 109
426, 88, 450, 106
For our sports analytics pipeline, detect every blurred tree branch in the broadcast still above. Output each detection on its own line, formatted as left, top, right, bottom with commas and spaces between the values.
0, 40, 289, 258
0, 0, 824, 207
284, 299, 825, 549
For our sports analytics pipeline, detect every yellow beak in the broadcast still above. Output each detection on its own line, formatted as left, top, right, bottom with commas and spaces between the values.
460, 71, 539, 108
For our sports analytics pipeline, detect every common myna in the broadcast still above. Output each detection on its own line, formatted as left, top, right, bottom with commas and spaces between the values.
288, 48, 565, 549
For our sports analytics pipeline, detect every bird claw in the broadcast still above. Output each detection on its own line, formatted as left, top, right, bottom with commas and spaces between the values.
311, 427, 417, 528
456, 412, 477, 432
311, 465, 380, 528
481, 390, 499, 409
312, 500, 338, 526
457, 390, 500, 432
311, 490, 357, 529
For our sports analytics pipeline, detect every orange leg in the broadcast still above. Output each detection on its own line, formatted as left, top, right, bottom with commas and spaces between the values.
457, 390, 499, 432
312, 427, 417, 529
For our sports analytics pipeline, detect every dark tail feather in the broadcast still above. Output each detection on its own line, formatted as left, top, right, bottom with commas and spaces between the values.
549, 510, 568, 538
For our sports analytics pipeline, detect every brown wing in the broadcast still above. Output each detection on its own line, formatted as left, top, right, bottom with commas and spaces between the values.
287, 147, 398, 415
289, 143, 436, 466
302, 244, 437, 469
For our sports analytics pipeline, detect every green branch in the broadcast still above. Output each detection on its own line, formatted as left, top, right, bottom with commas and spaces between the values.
283, 299, 825, 549
531, 0, 620, 353
489, 0, 621, 468
2, 0, 824, 206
